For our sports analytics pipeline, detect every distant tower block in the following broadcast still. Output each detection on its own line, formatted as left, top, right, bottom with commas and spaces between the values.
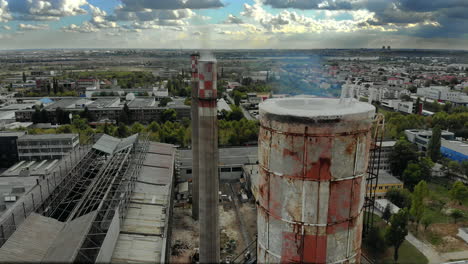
191, 53, 200, 220
255, 98, 375, 263
197, 53, 220, 263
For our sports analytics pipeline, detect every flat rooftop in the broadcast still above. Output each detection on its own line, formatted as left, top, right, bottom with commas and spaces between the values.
1, 159, 61, 177
0, 131, 26, 138
87, 98, 120, 108
19, 133, 78, 141
127, 98, 156, 108
260, 97, 375, 121
178, 146, 258, 168
442, 139, 468, 156
378, 170, 403, 185
111, 142, 175, 263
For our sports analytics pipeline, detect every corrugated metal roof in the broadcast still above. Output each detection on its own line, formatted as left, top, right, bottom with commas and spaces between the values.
0, 213, 65, 262
93, 134, 138, 155
111, 142, 175, 263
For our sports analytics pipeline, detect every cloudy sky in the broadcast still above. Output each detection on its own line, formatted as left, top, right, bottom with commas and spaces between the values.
0, 0, 467, 50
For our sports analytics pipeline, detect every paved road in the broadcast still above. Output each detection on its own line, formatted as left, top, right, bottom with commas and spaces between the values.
441, 251, 468, 262
225, 95, 256, 121
406, 232, 447, 264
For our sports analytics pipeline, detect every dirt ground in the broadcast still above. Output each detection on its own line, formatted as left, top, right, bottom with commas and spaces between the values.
430, 223, 468, 252
170, 184, 258, 263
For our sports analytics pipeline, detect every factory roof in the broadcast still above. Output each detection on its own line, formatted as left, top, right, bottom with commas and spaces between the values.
0, 131, 26, 138
178, 146, 258, 168
378, 170, 403, 185
111, 142, 175, 263
46, 98, 87, 110
442, 139, 468, 156
0, 176, 40, 213
87, 98, 120, 108
260, 97, 375, 121
0, 103, 35, 111
92, 134, 138, 155
0, 111, 16, 120
19, 133, 78, 141
127, 98, 156, 108
1, 159, 60, 177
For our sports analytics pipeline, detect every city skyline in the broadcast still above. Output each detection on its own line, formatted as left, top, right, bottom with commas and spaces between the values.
0, 0, 467, 50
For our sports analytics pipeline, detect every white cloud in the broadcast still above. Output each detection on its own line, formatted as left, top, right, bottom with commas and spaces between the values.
9, 0, 88, 21
61, 22, 98, 33
0, 0, 12, 22
224, 14, 244, 24
18, 23, 49, 30
2, 25, 11, 30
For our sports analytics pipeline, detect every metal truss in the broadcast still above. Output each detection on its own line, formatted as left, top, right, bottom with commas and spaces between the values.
363, 113, 385, 237
34, 134, 150, 263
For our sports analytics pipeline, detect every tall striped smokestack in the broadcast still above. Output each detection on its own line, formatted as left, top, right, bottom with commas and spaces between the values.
197, 52, 219, 263
191, 53, 200, 221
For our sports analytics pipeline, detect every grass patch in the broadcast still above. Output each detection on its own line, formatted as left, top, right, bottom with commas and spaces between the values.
382, 241, 429, 264
363, 213, 428, 264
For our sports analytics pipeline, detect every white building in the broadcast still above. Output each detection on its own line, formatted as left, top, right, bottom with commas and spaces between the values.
17, 134, 79, 161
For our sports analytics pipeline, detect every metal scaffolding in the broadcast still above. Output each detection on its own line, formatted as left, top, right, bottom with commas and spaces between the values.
33, 134, 149, 263
363, 113, 385, 237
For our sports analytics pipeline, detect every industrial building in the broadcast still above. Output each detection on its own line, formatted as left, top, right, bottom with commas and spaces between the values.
369, 170, 404, 199
14, 97, 190, 124
370, 141, 396, 172
405, 129, 455, 151
0, 132, 26, 168
17, 134, 79, 161
254, 97, 375, 263
441, 139, 468, 162
0, 133, 176, 263
177, 146, 257, 182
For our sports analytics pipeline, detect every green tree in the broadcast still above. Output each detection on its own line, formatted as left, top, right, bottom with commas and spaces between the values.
56, 124, 73, 134
410, 180, 429, 230
422, 215, 433, 231
72, 115, 89, 131
402, 163, 423, 191
227, 106, 244, 121
448, 161, 462, 178
385, 209, 409, 262
365, 227, 387, 258
449, 181, 468, 205
390, 139, 419, 176
131, 122, 144, 134
117, 123, 129, 138
233, 91, 242, 106
40, 109, 49, 123
22, 72, 26, 82
386, 189, 412, 208
382, 204, 392, 223
147, 121, 160, 132
427, 126, 442, 162
160, 108, 177, 123
103, 122, 110, 135
450, 209, 464, 223
419, 157, 434, 180
32, 107, 41, 124
159, 97, 173, 107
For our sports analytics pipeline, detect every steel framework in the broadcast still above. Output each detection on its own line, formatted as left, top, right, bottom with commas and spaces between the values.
35, 134, 149, 263
363, 113, 385, 237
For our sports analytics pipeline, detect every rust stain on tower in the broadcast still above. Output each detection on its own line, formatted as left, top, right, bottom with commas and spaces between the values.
256, 97, 375, 263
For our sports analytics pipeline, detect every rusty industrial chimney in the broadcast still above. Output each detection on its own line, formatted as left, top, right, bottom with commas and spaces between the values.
255, 97, 375, 263
191, 53, 200, 220
197, 52, 219, 263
